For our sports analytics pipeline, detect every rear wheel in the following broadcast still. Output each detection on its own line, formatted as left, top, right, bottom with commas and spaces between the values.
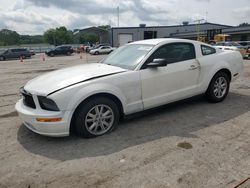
0, 56, 5, 61
50, 53, 55, 57
74, 97, 120, 138
66, 51, 71, 56
205, 72, 230, 103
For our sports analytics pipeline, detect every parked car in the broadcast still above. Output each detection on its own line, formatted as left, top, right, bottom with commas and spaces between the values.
0, 48, 32, 61
29, 50, 36, 56
86, 43, 111, 53
16, 38, 243, 138
214, 41, 247, 57
89, 46, 116, 55
45, 45, 74, 57
245, 46, 250, 59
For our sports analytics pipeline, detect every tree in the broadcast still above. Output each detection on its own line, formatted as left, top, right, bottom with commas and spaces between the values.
98, 25, 111, 30
43, 26, 74, 45
79, 33, 99, 44
0, 29, 20, 46
20, 35, 44, 44
44, 28, 56, 45
239, 22, 249, 27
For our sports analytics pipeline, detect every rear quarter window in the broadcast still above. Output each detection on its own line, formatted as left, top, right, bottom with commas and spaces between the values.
201, 45, 216, 56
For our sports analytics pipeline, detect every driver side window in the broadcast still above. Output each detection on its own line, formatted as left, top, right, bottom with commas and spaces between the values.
142, 42, 196, 69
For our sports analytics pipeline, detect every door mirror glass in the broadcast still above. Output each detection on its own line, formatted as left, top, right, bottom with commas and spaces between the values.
147, 58, 167, 68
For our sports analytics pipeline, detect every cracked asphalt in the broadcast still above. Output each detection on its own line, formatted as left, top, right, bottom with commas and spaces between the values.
0, 53, 249, 188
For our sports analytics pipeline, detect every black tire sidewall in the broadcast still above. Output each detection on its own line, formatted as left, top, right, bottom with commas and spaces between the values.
206, 72, 230, 103
74, 97, 120, 138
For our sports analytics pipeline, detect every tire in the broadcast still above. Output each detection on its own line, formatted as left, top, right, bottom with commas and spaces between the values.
66, 51, 71, 56
50, 53, 54, 57
74, 97, 120, 138
0, 56, 5, 61
94, 51, 99, 55
205, 72, 230, 103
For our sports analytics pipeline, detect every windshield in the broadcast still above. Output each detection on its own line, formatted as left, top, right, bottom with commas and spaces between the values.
101, 44, 154, 70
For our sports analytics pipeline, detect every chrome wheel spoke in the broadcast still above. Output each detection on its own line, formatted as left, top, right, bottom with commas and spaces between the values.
89, 122, 97, 131
102, 121, 110, 128
103, 110, 111, 117
99, 123, 105, 131
103, 115, 112, 119
86, 118, 95, 122
95, 106, 100, 115
87, 112, 96, 119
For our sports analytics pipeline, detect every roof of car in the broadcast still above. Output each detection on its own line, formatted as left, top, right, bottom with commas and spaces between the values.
130, 38, 198, 45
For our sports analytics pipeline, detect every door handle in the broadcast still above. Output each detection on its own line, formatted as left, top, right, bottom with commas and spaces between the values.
189, 65, 199, 70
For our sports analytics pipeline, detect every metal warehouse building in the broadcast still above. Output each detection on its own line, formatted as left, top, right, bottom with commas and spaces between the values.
109, 22, 250, 47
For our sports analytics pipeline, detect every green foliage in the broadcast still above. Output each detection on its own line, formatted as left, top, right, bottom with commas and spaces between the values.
79, 33, 99, 44
98, 25, 111, 30
43, 26, 74, 45
239, 22, 249, 27
0, 29, 20, 46
20, 35, 44, 44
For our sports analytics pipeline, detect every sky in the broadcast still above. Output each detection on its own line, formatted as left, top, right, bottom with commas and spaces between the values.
0, 0, 249, 35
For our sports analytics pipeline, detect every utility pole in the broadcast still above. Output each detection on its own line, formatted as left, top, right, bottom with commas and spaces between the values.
194, 19, 205, 41
117, 6, 120, 27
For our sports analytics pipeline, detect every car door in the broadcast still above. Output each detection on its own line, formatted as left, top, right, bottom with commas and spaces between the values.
55, 47, 62, 55
3, 50, 12, 59
140, 42, 201, 109
99, 47, 106, 53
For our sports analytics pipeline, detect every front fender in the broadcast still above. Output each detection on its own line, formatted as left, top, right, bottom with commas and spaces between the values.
50, 82, 127, 113
68, 83, 127, 111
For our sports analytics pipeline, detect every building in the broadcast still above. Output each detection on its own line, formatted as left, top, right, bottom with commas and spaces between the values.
74, 27, 109, 44
222, 25, 250, 41
75, 23, 250, 47
110, 22, 233, 47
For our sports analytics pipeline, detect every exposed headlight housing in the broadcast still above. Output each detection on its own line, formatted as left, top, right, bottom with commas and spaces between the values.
38, 96, 60, 111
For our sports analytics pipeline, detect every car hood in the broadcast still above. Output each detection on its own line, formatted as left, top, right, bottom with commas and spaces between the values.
24, 63, 127, 96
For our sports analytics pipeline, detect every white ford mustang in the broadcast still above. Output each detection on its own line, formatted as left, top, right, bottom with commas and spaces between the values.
15, 38, 243, 138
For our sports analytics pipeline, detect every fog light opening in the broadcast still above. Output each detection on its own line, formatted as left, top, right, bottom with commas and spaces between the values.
36, 118, 62, 122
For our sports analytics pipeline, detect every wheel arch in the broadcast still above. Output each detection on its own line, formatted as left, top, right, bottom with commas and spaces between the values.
212, 68, 232, 82
69, 92, 124, 134
205, 68, 232, 92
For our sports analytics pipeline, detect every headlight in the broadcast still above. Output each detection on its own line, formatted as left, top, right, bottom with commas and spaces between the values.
38, 96, 60, 111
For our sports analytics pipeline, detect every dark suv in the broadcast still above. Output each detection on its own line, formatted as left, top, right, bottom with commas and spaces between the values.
45, 45, 74, 57
0, 48, 32, 61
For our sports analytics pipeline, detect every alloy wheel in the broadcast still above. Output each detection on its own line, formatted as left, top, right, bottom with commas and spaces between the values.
85, 104, 114, 135
213, 77, 227, 98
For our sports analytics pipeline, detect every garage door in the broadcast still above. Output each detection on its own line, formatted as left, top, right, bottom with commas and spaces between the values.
118, 34, 133, 46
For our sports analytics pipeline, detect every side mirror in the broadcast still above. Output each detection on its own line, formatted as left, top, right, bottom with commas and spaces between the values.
147, 58, 167, 68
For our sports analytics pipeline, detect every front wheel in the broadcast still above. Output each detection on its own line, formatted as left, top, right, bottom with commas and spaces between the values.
0, 56, 5, 61
74, 97, 120, 138
205, 72, 230, 103
94, 51, 99, 55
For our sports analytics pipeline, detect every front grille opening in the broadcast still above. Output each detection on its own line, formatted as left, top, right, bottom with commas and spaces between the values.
20, 88, 36, 109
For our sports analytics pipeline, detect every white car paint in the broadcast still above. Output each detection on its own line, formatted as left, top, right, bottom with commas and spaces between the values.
15, 38, 243, 137
89, 46, 116, 55
214, 45, 239, 51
